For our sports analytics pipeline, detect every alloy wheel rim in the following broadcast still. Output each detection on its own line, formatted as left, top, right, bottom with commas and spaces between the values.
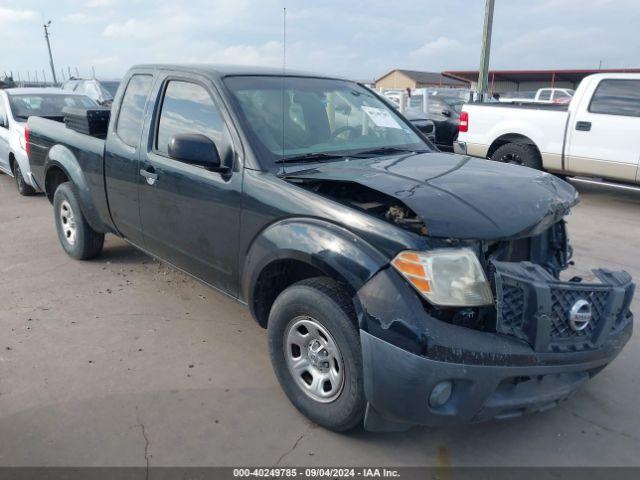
59, 200, 77, 245
284, 316, 344, 403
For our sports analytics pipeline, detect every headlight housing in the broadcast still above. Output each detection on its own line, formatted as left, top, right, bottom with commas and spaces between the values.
391, 248, 493, 306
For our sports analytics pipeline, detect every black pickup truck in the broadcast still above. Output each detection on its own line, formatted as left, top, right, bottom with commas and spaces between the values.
27, 65, 634, 432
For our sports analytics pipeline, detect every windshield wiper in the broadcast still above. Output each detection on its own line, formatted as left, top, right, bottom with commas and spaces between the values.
350, 146, 429, 158
275, 152, 347, 164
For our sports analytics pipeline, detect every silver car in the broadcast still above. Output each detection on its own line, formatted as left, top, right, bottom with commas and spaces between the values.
0, 88, 97, 195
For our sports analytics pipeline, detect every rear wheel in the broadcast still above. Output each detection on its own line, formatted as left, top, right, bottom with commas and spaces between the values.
53, 182, 104, 260
491, 143, 542, 170
267, 277, 365, 431
13, 161, 36, 196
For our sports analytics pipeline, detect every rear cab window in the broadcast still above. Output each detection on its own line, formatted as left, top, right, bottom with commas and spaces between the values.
552, 90, 571, 101
116, 74, 153, 146
588, 79, 640, 117
538, 90, 552, 101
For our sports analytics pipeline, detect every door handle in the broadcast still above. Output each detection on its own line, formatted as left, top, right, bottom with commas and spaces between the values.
139, 167, 158, 186
576, 121, 591, 131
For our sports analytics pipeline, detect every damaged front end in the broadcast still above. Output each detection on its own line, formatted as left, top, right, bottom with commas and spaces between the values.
282, 153, 579, 240
285, 178, 429, 236
356, 230, 635, 429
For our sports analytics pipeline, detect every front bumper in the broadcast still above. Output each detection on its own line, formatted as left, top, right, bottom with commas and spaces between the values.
356, 267, 634, 431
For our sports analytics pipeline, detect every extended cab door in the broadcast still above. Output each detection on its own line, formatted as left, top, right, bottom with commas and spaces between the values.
104, 72, 154, 244
565, 77, 640, 183
138, 73, 243, 296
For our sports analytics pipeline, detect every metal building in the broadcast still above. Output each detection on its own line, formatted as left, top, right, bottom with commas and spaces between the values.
444, 68, 640, 95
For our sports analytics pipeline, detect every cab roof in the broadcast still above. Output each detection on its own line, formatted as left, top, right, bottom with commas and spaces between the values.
129, 64, 348, 81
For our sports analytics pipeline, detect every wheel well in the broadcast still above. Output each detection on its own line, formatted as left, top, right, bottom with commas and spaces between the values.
251, 259, 354, 328
44, 166, 69, 203
487, 134, 539, 159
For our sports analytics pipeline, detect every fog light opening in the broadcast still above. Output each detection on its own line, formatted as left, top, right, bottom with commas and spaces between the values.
429, 381, 453, 408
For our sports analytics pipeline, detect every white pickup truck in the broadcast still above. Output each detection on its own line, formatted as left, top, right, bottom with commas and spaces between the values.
455, 73, 640, 184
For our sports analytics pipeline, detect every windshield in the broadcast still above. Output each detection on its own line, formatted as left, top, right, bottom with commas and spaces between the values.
440, 97, 465, 114
101, 81, 120, 97
8, 93, 97, 121
224, 76, 430, 166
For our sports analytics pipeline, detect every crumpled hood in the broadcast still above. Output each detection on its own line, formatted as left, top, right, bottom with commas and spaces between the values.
286, 152, 578, 240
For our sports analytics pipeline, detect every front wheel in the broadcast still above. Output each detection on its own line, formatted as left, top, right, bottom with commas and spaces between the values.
53, 182, 105, 260
13, 161, 36, 196
268, 277, 366, 431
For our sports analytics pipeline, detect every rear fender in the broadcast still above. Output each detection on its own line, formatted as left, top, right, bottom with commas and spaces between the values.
45, 145, 109, 233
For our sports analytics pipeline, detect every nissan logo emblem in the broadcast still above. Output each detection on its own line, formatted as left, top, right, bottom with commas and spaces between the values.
569, 299, 592, 332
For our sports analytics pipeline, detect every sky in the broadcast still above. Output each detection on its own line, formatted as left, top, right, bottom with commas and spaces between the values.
1, 0, 639, 82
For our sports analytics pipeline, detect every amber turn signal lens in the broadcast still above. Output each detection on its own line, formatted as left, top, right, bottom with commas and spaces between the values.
397, 252, 420, 262
391, 258, 425, 277
408, 276, 431, 293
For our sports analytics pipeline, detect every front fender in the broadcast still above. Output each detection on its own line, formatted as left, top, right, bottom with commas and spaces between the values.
241, 217, 389, 308
45, 145, 109, 234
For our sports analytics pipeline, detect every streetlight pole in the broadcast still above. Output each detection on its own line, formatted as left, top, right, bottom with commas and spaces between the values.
477, 0, 495, 101
43, 21, 58, 85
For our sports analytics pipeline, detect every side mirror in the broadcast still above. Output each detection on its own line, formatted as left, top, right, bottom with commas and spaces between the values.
441, 109, 451, 117
0, 113, 7, 128
168, 133, 224, 171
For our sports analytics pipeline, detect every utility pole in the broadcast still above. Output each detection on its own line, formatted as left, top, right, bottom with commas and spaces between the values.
43, 21, 58, 84
477, 0, 495, 101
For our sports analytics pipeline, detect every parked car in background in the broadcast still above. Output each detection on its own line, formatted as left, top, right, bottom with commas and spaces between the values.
534, 88, 575, 104
62, 78, 120, 107
455, 73, 640, 184
498, 88, 574, 104
26, 64, 634, 432
497, 90, 537, 103
0, 88, 97, 195
404, 112, 436, 144
426, 95, 465, 150
381, 89, 402, 107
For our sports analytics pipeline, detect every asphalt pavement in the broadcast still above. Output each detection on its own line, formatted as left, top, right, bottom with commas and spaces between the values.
1, 173, 639, 467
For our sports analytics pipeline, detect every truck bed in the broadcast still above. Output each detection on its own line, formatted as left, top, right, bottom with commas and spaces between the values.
27, 116, 112, 233
28, 116, 106, 190
459, 102, 570, 168
467, 102, 569, 111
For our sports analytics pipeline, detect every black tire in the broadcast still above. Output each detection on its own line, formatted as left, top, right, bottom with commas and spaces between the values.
53, 182, 105, 260
491, 143, 542, 170
13, 161, 36, 196
268, 277, 365, 432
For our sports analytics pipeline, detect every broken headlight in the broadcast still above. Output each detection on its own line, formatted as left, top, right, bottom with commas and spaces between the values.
391, 249, 493, 307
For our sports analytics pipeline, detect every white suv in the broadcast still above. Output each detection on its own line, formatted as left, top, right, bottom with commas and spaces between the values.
0, 88, 97, 195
